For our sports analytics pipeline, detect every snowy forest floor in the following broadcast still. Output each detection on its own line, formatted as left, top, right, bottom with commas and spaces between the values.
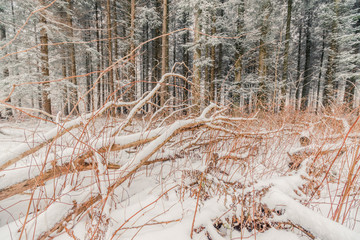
1, 106, 360, 240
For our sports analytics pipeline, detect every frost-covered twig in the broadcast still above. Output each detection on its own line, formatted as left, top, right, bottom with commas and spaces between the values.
111, 73, 188, 136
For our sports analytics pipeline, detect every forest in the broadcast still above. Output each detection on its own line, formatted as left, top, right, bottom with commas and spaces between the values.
0, 0, 358, 114
0, 0, 360, 239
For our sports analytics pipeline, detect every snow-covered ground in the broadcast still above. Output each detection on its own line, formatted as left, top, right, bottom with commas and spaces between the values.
0, 114, 360, 240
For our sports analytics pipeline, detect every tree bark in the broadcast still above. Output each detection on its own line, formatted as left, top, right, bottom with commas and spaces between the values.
193, 7, 201, 110
62, 52, 69, 115
151, 1, 162, 108
295, 22, 303, 109
66, 0, 79, 114
182, 13, 190, 111
128, 0, 136, 101
113, 0, 120, 88
106, 0, 115, 99
210, 18, 216, 102
257, 0, 272, 109
39, 0, 52, 115
281, 0, 293, 108
95, 1, 103, 109
300, 0, 313, 111
323, 0, 340, 108
317, 30, 326, 112
234, 1, 245, 106
85, 21, 92, 113
0, 15, 12, 117
160, 0, 169, 106
347, 0, 360, 108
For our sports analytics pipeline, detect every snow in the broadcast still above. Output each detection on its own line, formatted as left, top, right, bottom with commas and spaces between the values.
0, 185, 87, 239
0, 118, 80, 169
1, 114, 360, 240
263, 188, 360, 240
20, 186, 75, 239
255, 228, 301, 240
106, 127, 165, 150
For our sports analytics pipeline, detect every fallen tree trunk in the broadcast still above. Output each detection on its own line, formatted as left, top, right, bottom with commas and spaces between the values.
0, 100, 138, 171
36, 104, 218, 239
0, 127, 168, 199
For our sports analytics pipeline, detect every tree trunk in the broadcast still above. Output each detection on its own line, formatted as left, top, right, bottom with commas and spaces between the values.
95, 1, 103, 109
281, 0, 293, 108
85, 21, 92, 113
257, 0, 272, 109
323, 0, 340, 108
10, 0, 18, 113
0, 25, 7, 78
192, 7, 201, 110
39, 0, 52, 115
128, 0, 136, 101
106, 0, 114, 99
210, 19, 216, 102
182, 13, 190, 111
160, 0, 169, 106
217, 42, 223, 104
66, 0, 79, 114
0, 17, 12, 117
295, 22, 303, 109
113, 0, 120, 84
204, 43, 210, 106
216, 0, 225, 104
62, 50, 69, 116
300, 0, 313, 111
348, 0, 360, 109
172, 19, 177, 107
317, 30, 326, 112
234, 1, 245, 107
